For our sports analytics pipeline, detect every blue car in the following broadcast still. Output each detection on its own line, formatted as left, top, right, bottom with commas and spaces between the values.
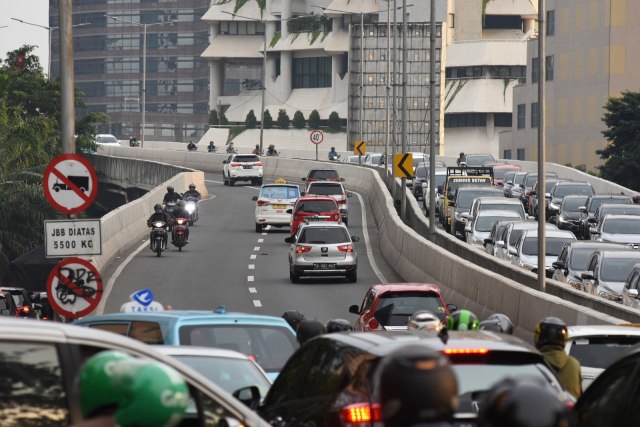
74, 307, 298, 381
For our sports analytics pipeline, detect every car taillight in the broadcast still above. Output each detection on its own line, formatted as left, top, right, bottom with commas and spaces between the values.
368, 318, 381, 330
338, 244, 353, 252
21, 306, 30, 313
340, 403, 381, 425
339, 197, 347, 204
230, 162, 241, 167
334, 213, 340, 221
295, 245, 312, 254
257, 199, 270, 206
255, 162, 262, 166
443, 348, 489, 355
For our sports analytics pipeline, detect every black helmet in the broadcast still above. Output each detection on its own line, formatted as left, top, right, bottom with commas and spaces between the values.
154, 204, 163, 212
633, 194, 640, 204
282, 310, 305, 331
446, 309, 479, 331
167, 186, 174, 193
534, 317, 568, 349
460, 152, 465, 157
296, 320, 325, 345
188, 183, 196, 190
177, 200, 185, 207
478, 377, 573, 427
376, 344, 458, 427
325, 319, 353, 333
479, 313, 514, 335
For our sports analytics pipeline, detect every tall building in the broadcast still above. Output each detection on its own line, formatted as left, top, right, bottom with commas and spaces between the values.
500, 0, 640, 169
49, 0, 210, 142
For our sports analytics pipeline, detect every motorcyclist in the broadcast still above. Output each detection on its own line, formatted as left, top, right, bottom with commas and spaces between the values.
226, 142, 238, 153
266, 144, 279, 156
328, 147, 340, 160
479, 313, 514, 335
129, 136, 139, 147
72, 350, 188, 427
296, 319, 325, 345
171, 200, 190, 243
446, 309, 480, 331
207, 141, 217, 153
163, 186, 182, 204
282, 310, 305, 331
147, 204, 172, 247
187, 140, 197, 151
376, 344, 458, 427
183, 184, 201, 201
325, 318, 353, 333
534, 316, 582, 399
252, 144, 262, 155
456, 152, 465, 166
408, 310, 441, 332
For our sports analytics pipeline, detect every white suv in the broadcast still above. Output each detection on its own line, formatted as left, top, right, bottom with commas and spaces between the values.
223, 154, 263, 186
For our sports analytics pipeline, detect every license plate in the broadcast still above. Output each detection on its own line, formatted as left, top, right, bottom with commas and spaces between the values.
314, 263, 336, 270
243, 165, 252, 169
273, 204, 287, 209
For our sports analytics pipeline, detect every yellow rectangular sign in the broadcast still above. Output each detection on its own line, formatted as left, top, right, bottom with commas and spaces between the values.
393, 153, 414, 178
354, 140, 366, 156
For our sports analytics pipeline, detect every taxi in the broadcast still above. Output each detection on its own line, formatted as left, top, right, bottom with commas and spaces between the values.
252, 180, 300, 232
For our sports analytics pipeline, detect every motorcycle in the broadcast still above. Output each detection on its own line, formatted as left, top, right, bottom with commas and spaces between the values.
148, 220, 169, 257
183, 195, 199, 225
129, 137, 140, 147
329, 154, 341, 161
172, 217, 189, 251
164, 201, 177, 215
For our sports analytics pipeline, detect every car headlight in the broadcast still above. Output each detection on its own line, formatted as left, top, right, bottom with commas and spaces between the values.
598, 290, 621, 302
185, 203, 196, 214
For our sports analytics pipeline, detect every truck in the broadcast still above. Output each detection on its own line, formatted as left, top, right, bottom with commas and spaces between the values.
440, 167, 493, 233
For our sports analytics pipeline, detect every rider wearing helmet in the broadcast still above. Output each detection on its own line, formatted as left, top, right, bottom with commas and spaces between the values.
446, 309, 479, 331
376, 344, 458, 427
456, 152, 465, 166
328, 147, 339, 160
163, 186, 182, 204
267, 144, 279, 156
183, 183, 201, 201
296, 319, 325, 345
171, 200, 191, 242
74, 350, 188, 427
282, 310, 305, 331
325, 318, 353, 333
478, 377, 574, 427
408, 310, 442, 332
534, 316, 581, 398
147, 204, 173, 246
479, 313, 514, 335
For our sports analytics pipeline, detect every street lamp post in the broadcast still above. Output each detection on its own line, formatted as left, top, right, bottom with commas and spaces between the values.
10, 17, 88, 80
107, 16, 177, 148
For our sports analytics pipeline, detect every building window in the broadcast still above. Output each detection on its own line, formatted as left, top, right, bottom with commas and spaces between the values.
517, 148, 525, 160
504, 150, 512, 159
517, 104, 526, 129
494, 113, 512, 127
444, 113, 487, 128
532, 57, 539, 83
223, 61, 263, 96
531, 102, 539, 128
293, 57, 331, 89
546, 10, 555, 36
448, 13, 455, 28
219, 21, 265, 35
546, 55, 554, 81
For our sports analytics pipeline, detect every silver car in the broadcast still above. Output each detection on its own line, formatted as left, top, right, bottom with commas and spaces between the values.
510, 229, 577, 275
590, 214, 640, 244
286, 222, 358, 283
465, 210, 522, 250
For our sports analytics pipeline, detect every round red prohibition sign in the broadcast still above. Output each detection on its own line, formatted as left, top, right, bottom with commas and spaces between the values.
43, 154, 98, 214
46, 257, 103, 319
310, 130, 324, 145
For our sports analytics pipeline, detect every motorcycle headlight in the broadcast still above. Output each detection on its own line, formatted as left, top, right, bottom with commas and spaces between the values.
185, 203, 196, 214
154, 222, 164, 227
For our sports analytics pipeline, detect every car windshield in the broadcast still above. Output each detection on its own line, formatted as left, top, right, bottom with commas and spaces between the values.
544, 180, 560, 192
554, 184, 594, 198
412, 156, 426, 167
235, 155, 260, 163
479, 203, 524, 218
172, 355, 271, 398
522, 237, 572, 256
503, 172, 516, 183
563, 197, 588, 211
602, 218, 640, 234
476, 215, 516, 232
599, 207, 640, 220
569, 336, 640, 369
509, 229, 528, 247
600, 257, 640, 282
260, 186, 299, 199
513, 174, 527, 185
179, 325, 297, 373
415, 167, 427, 179
309, 170, 339, 180
457, 191, 502, 208
526, 173, 556, 187
308, 184, 343, 196
589, 197, 631, 213
569, 248, 599, 270
453, 363, 553, 398
375, 292, 446, 324
465, 155, 494, 166
296, 200, 337, 213
10, 294, 23, 306
298, 227, 349, 244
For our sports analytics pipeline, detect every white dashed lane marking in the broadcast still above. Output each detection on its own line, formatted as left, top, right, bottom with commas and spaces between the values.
249, 287, 257, 293
249, 264, 255, 270
250, 254, 257, 260
253, 300, 262, 307
248, 276, 254, 282
258, 238, 264, 243
253, 246, 260, 251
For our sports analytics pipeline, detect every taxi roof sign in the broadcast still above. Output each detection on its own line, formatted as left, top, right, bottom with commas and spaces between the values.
274, 178, 287, 184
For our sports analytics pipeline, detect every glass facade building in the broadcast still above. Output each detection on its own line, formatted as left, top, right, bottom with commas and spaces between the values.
49, 0, 210, 142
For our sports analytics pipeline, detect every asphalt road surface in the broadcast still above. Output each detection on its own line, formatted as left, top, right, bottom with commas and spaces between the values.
100, 173, 401, 323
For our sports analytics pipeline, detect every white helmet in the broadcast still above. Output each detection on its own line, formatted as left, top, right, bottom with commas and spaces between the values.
408, 310, 441, 332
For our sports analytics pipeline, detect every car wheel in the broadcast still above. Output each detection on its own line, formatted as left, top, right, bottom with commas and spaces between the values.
346, 269, 357, 283
255, 223, 263, 233
223, 172, 229, 186
257, 178, 263, 185
289, 268, 299, 284
229, 178, 235, 186
343, 217, 349, 226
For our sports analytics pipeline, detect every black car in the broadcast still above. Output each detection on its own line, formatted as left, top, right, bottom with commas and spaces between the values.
0, 290, 18, 317
555, 195, 589, 234
578, 194, 632, 239
450, 187, 503, 239
412, 164, 446, 201
546, 181, 595, 221
258, 331, 565, 427
1, 287, 34, 318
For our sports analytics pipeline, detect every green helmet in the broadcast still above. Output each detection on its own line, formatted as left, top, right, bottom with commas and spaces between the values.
78, 350, 133, 418
112, 359, 189, 427
446, 310, 479, 331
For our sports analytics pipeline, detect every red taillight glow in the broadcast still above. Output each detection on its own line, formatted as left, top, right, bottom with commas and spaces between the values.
443, 348, 489, 355
21, 306, 30, 313
334, 213, 340, 221
340, 403, 381, 423
368, 318, 380, 330
257, 199, 270, 206
295, 245, 312, 254
176, 219, 186, 225
230, 162, 241, 167
338, 244, 353, 252
255, 162, 262, 166
248, 355, 257, 362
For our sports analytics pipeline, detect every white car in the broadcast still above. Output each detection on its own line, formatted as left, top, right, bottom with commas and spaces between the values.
496, 221, 558, 262
253, 183, 300, 232
510, 229, 577, 275
303, 181, 351, 225
343, 155, 362, 165
590, 214, 640, 244
94, 133, 120, 146
565, 325, 640, 390
465, 210, 522, 250
223, 154, 264, 186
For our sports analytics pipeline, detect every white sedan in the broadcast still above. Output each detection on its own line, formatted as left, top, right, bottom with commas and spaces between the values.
253, 183, 300, 232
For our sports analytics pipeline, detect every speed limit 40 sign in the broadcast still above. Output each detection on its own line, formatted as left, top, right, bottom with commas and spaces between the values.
310, 130, 324, 145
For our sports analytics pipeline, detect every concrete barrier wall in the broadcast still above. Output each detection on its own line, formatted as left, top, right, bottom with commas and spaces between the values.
93, 147, 638, 339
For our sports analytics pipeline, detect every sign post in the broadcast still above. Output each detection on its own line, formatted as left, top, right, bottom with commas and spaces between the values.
45, 219, 102, 258
43, 154, 98, 215
310, 130, 324, 161
46, 257, 103, 319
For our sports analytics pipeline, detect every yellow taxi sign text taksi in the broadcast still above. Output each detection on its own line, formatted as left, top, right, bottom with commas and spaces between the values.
274, 178, 287, 184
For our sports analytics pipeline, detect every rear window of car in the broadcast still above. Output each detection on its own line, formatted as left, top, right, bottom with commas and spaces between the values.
8, 293, 24, 306
589, 197, 631, 213
522, 237, 573, 256
307, 183, 343, 196
602, 218, 640, 234
601, 257, 640, 282
375, 291, 446, 324
260, 186, 299, 199
309, 170, 339, 180
479, 203, 524, 218
554, 184, 594, 197
296, 200, 338, 213
563, 197, 588, 211
234, 155, 260, 163
298, 227, 349, 244
569, 336, 640, 369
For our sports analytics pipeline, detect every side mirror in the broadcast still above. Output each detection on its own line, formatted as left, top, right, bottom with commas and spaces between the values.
484, 238, 493, 244
301, 177, 307, 181
284, 236, 294, 244
588, 218, 597, 224
301, 191, 306, 196
351, 236, 360, 242
578, 206, 587, 212
590, 228, 599, 235
526, 215, 534, 220
347, 192, 353, 198
223, 160, 228, 164
464, 225, 471, 232
552, 260, 565, 270
340, 178, 346, 182
496, 240, 505, 248
629, 289, 639, 299
508, 248, 517, 256
506, 181, 513, 185
232, 386, 261, 410
286, 209, 293, 214
349, 304, 360, 314
545, 193, 551, 198
461, 212, 470, 219
446, 303, 458, 313
251, 196, 258, 201
581, 272, 595, 280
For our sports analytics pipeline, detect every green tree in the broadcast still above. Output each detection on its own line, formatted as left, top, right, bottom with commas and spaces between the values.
328, 111, 342, 131
597, 91, 640, 190
276, 109, 290, 129
245, 110, 257, 129
219, 111, 229, 125
209, 109, 219, 126
292, 111, 305, 129
263, 109, 273, 129
308, 109, 321, 129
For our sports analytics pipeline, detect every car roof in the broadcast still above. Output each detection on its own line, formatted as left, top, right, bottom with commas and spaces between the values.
589, 194, 631, 200
299, 221, 348, 230
296, 195, 338, 202
370, 283, 443, 293
553, 181, 591, 187
568, 324, 640, 338
564, 241, 626, 251
593, 249, 640, 259
509, 221, 555, 230
308, 168, 338, 173
154, 345, 252, 360
307, 181, 343, 186
261, 184, 298, 188
492, 164, 521, 170
475, 197, 520, 203
601, 214, 640, 221
522, 229, 576, 238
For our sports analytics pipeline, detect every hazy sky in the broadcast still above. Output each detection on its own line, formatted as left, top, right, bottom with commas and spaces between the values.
0, 1, 50, 70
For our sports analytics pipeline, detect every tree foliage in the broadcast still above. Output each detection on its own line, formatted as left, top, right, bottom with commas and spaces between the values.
597, 91, 640, 191
292, 111, 305, 129
308, 110, 321, 129
328, 111, 342, 131
263, 109, 273, 129
276, 109, 290, 129
245, 110, 257, 129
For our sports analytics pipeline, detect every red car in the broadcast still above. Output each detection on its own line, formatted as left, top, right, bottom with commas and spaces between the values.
349, 283, 456, 331
287, 196, 341, 236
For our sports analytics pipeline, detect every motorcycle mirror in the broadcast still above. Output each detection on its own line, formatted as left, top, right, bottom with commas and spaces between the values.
252, 196, 258, 201
351, 236, 360, 242
284, 236, 294, 244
